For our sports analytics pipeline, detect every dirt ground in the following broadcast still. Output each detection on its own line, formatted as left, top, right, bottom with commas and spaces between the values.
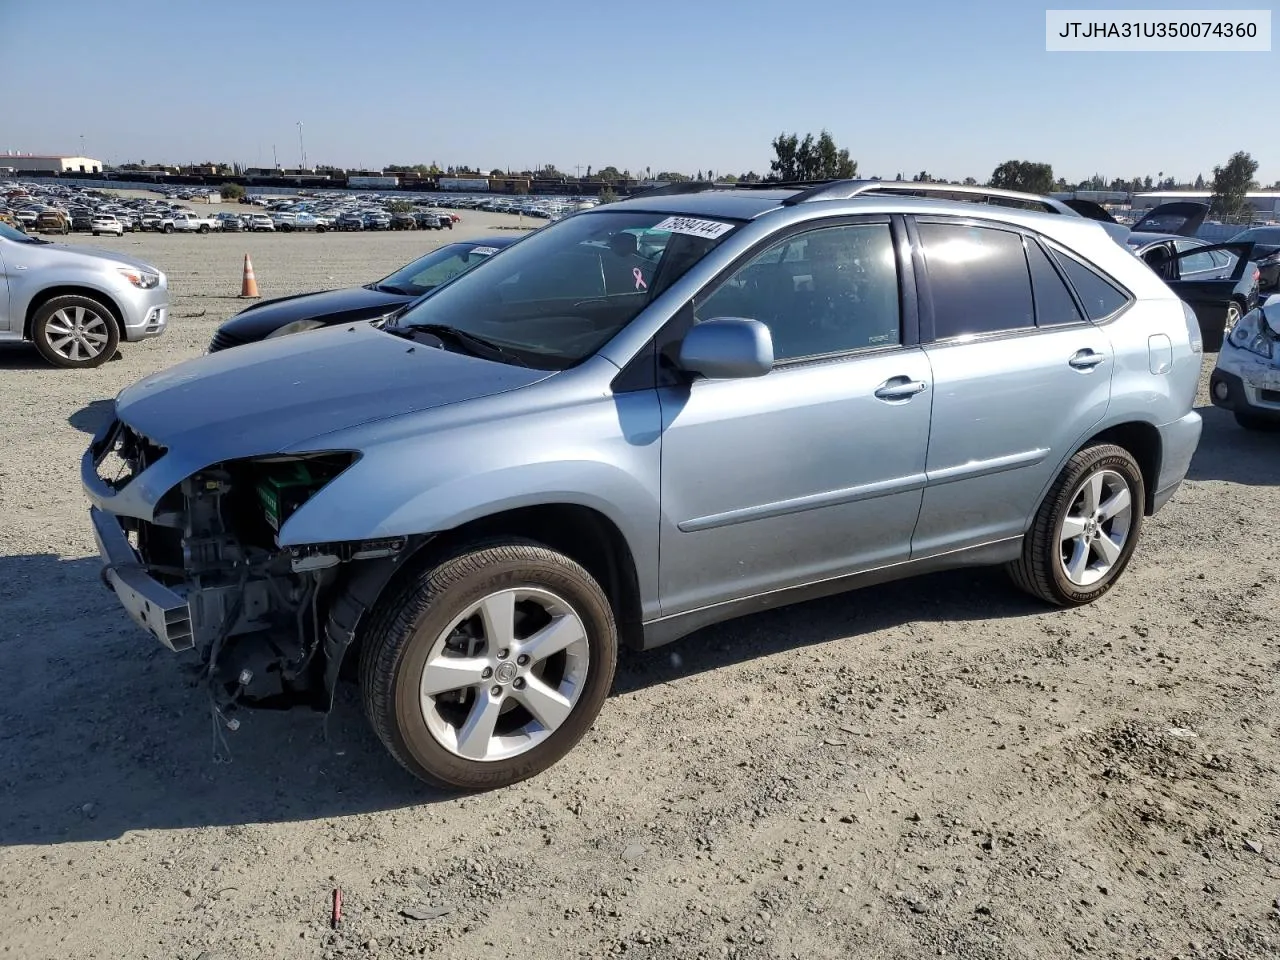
0, 217, 1278, 960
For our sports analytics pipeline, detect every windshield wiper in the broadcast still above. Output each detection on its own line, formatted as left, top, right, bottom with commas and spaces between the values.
389, 323, 529, 367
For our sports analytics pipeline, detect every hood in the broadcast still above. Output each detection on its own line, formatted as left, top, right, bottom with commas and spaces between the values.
114, 321, 554, 462
217, 285, 411, 341
39, 241, 163, 274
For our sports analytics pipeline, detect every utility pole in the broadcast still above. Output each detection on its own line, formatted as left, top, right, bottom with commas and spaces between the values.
297, 121, 306, 170
273, 144, 279, 170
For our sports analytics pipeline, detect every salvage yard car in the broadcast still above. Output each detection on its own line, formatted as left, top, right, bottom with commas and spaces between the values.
1210, 294, 1280, 430
1, 220, 169, 368
83, 180, 1204, 790
206, 236, 520, 351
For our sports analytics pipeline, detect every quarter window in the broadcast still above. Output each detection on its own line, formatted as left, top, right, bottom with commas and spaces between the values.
1026, 239, 1084, 327
1050, 248, 1130, 320
694, 223, 901, 361
917, 223, 1034, 338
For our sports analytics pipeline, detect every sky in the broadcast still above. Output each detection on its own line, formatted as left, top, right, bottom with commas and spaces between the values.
2, 0, 1275, 184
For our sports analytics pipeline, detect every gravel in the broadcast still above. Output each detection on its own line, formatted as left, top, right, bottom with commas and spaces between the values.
1, 206, 1278, 959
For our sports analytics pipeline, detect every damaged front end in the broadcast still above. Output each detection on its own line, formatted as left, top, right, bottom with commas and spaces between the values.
84, 416, 412, 717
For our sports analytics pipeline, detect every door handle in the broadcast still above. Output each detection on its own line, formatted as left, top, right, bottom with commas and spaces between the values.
874, 377, 929, 401
1068, 349, 1106, 370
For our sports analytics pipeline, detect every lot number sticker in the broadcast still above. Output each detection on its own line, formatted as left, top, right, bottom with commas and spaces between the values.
470, 246, 500, 256
653, 216, 735, 240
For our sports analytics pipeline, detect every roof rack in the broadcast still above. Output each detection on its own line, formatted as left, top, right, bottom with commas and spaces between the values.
780, 179, 1077, 215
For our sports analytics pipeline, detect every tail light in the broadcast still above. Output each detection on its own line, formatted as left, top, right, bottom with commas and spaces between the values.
1182, 301, 1202, 354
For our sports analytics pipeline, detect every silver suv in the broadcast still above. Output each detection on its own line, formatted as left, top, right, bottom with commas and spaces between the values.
0, 221, 169, 367
82, 181, 1204, 789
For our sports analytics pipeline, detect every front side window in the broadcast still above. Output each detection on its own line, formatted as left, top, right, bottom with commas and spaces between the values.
395, 209, 740, 369
693, 222, 901, 361
917, 222, 1034, 338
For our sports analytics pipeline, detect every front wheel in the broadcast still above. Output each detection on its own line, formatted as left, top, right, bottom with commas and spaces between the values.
359, 539, 618, 790
163, 224, 174, 234
199, 224, 210, 234
30, 295, 121, 369
1007, 443, 1145, 606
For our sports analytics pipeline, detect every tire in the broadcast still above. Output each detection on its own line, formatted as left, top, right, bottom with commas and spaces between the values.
30, 294, 121, 369
1007, 443, 1145, 607
1205, 301, 1242, 352
359, 538, 618, 790
163, 224, 174, 234
1234, 410, 1280, 432
199, 224, 210, 234
316, 225, 326, 234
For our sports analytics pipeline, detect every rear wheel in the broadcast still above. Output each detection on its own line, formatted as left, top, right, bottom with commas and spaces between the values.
1007, 444, 1145, 606
30, 295, 121, 369
360, 539, 617, 790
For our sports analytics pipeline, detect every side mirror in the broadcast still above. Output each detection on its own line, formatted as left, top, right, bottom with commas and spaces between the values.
676, 317, 774, 380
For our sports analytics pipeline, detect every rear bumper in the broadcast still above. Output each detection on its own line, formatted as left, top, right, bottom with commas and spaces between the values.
89, 506, 193, 652
1152, 410, 1202, 512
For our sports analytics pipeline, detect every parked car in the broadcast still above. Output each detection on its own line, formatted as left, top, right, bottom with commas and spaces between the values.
336, 212, 364, 231
82, 181, 1203, 789
1226, 226, 1280, 294
1210, 294, 1280, 431
91, 215, 124, 237
0, 220, 169, 368
35, 210, 71, 235
216, 213, 245, 232
247, 214, 275, 232
1125, 233, 1259, 350
207, 236, 520, 351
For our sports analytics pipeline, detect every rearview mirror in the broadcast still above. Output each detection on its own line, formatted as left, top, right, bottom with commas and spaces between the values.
677, 317, 774, 380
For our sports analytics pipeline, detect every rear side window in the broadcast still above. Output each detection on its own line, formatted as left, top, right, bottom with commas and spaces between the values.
917, 222, 1034, 338
1050, 248, 1130, 320
1026, 239, 1084, 327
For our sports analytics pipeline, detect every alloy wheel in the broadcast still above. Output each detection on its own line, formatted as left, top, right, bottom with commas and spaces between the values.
419, 587, 590, 762
44, 305, 111, 363
1058, 468, 1133, 587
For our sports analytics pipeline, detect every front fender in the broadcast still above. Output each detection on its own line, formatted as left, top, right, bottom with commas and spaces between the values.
277, 390, 664, 613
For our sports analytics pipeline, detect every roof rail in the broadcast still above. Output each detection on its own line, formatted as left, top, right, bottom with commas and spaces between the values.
782, 179, 1075, 215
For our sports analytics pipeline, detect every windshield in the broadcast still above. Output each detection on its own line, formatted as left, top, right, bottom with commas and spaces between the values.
1230, 227, 1280, 244
376, 242, 507, 297
394, 209, 741, 369
0, 220, 37, 243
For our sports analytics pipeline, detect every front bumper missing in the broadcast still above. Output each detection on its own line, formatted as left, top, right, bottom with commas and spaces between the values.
90, 506, 193, 652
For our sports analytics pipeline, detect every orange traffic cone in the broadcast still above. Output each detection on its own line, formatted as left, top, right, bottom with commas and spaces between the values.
239, 253, 260, 298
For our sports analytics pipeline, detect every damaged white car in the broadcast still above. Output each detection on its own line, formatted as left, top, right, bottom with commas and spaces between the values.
1211, 294, 1280, 431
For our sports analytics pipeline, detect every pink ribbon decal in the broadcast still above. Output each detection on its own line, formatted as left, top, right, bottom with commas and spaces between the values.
633, 267, 648, 290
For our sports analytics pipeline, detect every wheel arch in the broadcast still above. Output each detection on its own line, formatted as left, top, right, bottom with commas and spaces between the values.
321, 501, 645, 706
24, 285, 125, 341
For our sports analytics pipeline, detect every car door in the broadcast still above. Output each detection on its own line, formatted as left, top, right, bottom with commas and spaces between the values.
1160, 241, 1256, 343
908, 218, 1116, 556
655, 217, 933, 615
